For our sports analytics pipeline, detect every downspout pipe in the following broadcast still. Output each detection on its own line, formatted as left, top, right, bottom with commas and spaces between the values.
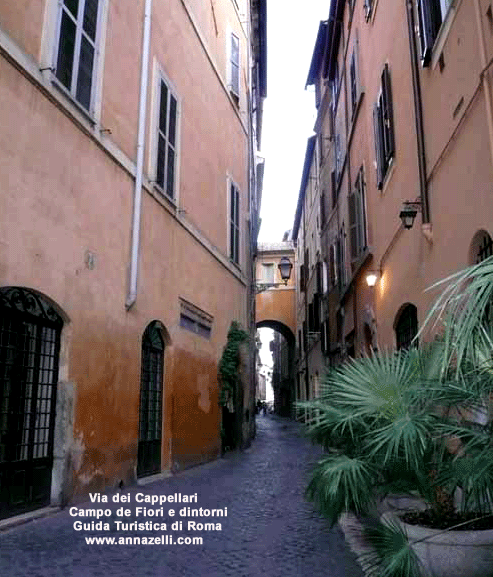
405, 0, 430, 230
126, 0, 152, 310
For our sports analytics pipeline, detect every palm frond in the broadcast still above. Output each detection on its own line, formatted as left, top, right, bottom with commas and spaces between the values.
363, 517, 423, 577
306, 454, 377, 526
420, 255, 493, 372
366, 413, 435, 471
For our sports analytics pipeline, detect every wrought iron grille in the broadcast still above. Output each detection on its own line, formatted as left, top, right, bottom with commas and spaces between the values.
0, 287, 62, 517
395, 304, 418, 351
0, 290, 62, 464
139, 323, 164, 442
476, 233, 493, 263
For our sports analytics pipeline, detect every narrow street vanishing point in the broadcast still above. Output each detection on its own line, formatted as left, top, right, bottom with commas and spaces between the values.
0, 416, 363, 577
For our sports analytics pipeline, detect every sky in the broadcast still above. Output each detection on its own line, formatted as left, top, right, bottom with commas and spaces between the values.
257, 1, 331, 243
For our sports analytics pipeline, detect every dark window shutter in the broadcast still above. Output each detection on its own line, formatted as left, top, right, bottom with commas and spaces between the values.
381, 64, 395, 162
348, 192, 358, 261
320, 191, 326, 227
316, 261, 323, 295
300, 264, 306, 292
308, 302, 314, 332
350, 51, 357, 115
357, 170, 367, 252
331, 170, 337, 207
417, 0, 442, 67
321, 320, 326, 353
313, 293, 320, 332
373, 104, 384, 189
329, 244, 336, 287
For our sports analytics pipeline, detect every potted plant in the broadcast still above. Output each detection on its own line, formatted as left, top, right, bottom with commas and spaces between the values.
298, 256, 493, 577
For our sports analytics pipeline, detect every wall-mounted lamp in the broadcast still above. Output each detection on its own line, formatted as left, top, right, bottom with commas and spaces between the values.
365, 272, 379, 287
399, 199, 422, 229
277, 256, 293, 283
255, 256, 293, 294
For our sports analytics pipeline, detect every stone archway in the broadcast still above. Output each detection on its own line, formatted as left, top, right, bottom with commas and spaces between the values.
256, 320, 296, 417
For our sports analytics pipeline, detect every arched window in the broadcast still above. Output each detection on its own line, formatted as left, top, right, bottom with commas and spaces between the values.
395, 304, 418, 351
137, 321, 165, 478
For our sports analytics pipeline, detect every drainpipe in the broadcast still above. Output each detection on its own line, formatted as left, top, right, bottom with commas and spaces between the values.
126, 0, 152, 310
473, 0, 493, 172
405, 0, 431, 242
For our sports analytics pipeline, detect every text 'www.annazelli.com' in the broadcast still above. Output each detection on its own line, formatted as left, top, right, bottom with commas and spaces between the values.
85, 535, 203, 546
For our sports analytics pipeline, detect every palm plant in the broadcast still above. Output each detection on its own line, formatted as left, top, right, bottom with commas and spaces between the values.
299, 255, 493, 576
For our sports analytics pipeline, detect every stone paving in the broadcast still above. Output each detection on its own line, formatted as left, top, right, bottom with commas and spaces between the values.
0, 415, 364, 577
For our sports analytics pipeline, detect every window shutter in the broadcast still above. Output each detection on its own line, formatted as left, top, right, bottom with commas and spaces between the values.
320, 191, 326, 227
417, 0, 441, 67
316, 261, 323, 295
350, 51, 357, 115
348, 191, 358, 261
329, 243, 337, 287
313, 293, 320, 332
230, 33, 240, 96
300, 264, 306, 292
321, 320, 326, 353
373, 103, 384, 189
331, 170, 337, 207
381, 64, 395, 162
356, 170, 367, 253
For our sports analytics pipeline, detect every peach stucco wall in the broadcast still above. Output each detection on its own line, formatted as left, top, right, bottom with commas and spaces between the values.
0, 0, 252, 501
255, 248, 296, 337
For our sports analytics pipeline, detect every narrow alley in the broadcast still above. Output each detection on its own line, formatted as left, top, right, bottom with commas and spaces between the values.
0, 416, 363, 577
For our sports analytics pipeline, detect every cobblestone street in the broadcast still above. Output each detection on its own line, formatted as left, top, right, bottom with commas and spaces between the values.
0, 416, 363, 577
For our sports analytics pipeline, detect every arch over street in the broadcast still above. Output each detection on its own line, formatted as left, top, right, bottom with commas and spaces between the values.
255, 243, 297, 417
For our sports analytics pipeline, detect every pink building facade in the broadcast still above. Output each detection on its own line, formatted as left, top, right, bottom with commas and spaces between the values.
0, 0, 266, 519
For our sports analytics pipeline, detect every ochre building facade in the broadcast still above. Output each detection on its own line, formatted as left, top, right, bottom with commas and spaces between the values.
294, 0, 493, 394
0, 0, 266, 519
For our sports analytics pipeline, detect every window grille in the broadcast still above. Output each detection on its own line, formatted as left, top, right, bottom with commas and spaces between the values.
395, 304, 418, 351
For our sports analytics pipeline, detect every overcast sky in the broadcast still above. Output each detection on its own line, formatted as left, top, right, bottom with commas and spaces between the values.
257, 1, 330, 243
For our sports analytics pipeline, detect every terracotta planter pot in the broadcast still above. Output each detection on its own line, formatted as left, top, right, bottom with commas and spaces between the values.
382, 511, 493, 577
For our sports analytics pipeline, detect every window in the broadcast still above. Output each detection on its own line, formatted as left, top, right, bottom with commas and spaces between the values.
417, 0, 452, 66
329, 243, 337, 288
228, 32, 240, 98
138, 321, 164, 477
363, 0, 373, 21
373, 64, 395, 189
336, 227, 346, 289
179, 299, 212, 339
262, 263, 275, 284
156, 77, 178, 199
54, 0, 102, 111
334, 133, 342, 183
229, 181, 240, 265
348, 167, 367, 262
395, 304, 418, 351
320, 190, 326, 228
349, 41, 360, 118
